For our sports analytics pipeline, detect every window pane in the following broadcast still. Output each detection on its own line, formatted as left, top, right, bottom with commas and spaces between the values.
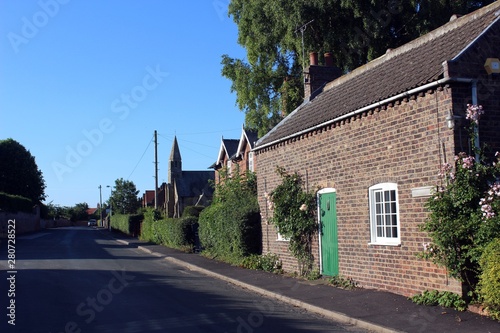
391, 214, 398, 226
385, 202, 391, 213
390, 190, 396, 201
391, 202, 397, 214
377, 226, 383, 237
377, 215, 383, 226
385, 215, 392, 227
386, 226, 392, 238
376, 203, 382, 214
392, 227, 398, 238
376, 191, 382, 202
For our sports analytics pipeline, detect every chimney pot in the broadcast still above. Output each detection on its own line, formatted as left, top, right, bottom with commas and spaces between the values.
309, 52, 318, 66
324, 52, 333, 67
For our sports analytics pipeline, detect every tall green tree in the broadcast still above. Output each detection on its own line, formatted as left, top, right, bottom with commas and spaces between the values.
0, 138, 46, 203
68, 202, 89, 222
109, 178, 140, 214
222, 0, 493, 136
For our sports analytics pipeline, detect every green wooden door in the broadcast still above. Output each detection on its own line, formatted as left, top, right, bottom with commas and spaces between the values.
320, 191, 339, 276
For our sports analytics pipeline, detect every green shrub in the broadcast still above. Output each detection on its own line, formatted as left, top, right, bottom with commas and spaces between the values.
199, 202, 261, 264
268, 167, 317, 276
111, 213, 143, 236
329, 276, 358, 290
241, 253, 282, 273
410, 290, 466, 311
478, 238, 500, 319
198, 168, 261, 264
182, 206, 205, 218
140, 208, 198, 252
0, 192, 33, 213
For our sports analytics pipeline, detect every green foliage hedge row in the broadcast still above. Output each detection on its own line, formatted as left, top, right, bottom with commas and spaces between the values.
478, 238, 500, 319
140, 209, 198, 252
198, 169, 261, 264
0, 192, 33, 213
111, 213, 143, 236
199, 202, 261, 263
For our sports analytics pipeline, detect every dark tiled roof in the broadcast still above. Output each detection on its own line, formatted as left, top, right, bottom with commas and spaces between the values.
244, 129, 259, 149
176, 171, 214, 198
223, 139, 239, 157
256, 2, 500, 148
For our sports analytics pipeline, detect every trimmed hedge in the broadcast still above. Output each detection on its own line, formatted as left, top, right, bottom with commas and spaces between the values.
198, 201, 261, 264
140, 209, 198, 252
0, 192, 33, 213
182, 205, 205, 218
478, 238, 500, 319
111, 213, 143, 236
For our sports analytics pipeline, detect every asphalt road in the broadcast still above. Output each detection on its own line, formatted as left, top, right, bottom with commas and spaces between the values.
0, 227, 370, 333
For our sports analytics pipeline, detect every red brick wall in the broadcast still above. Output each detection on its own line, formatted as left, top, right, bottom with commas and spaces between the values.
256, 88, 465, 296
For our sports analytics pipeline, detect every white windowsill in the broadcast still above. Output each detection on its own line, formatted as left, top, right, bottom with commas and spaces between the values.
368, 242, 401, 247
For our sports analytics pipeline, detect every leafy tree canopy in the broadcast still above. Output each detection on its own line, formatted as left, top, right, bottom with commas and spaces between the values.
109, 178, 140, 214
0, 138, 46, 203
222, 0, 493, 136
68, 202, 89, 222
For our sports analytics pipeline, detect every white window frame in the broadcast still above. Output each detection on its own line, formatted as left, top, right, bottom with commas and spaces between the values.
368, 183, 401, 246
248, 152, 254, 172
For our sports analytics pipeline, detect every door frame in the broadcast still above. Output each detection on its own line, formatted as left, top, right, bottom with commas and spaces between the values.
317, 188, 337, 276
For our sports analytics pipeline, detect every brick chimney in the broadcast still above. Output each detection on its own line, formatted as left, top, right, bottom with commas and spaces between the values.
304, 52, 342, 101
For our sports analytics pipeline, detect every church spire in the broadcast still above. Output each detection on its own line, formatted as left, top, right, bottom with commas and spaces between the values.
168, 136, 182, 184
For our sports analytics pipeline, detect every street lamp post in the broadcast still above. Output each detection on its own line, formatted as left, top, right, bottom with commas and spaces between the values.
98, 185, 103, 228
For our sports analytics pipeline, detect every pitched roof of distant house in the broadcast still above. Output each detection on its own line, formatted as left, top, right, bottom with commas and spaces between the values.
87, 208, 98, 215
210, 138, 240, 168
233, 127, 259, 160
255, 2, 500, 148
176, 171, 214, 197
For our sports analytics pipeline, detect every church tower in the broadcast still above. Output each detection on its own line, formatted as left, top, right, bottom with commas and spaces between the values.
168, 136, 182, 184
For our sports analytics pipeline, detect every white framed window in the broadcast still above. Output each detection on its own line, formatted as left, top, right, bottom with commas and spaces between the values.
227, 160, 232, 174
369, 183, 400, 246
248, 152, 254, 172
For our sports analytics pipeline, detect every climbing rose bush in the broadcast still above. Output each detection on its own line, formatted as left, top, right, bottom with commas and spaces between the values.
268, 166, 317, 276
421, 105, 500, 294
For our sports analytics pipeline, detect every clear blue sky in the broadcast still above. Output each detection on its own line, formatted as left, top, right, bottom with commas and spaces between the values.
0, 1, 246, 208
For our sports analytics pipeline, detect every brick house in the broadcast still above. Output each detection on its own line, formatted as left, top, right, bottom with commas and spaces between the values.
210, 127, 258, 182
142, 190, 155, 208
253, 3, 500, 297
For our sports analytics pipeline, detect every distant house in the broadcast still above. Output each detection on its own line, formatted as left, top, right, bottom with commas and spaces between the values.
141, 190, 155, 208
210, 127, 259, 182
86, 207, 98, 217
211, 137, 239, 183
253, 3, 500, 297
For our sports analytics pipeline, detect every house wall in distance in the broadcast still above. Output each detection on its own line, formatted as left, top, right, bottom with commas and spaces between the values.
256, 88, 463, 297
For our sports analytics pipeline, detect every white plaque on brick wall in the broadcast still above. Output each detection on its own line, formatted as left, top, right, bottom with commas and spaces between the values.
411, 186, 434, 198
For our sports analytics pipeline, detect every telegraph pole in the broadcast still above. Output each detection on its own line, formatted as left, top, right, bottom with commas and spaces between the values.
98, 185, 103, 227
154, 130, 158, 209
